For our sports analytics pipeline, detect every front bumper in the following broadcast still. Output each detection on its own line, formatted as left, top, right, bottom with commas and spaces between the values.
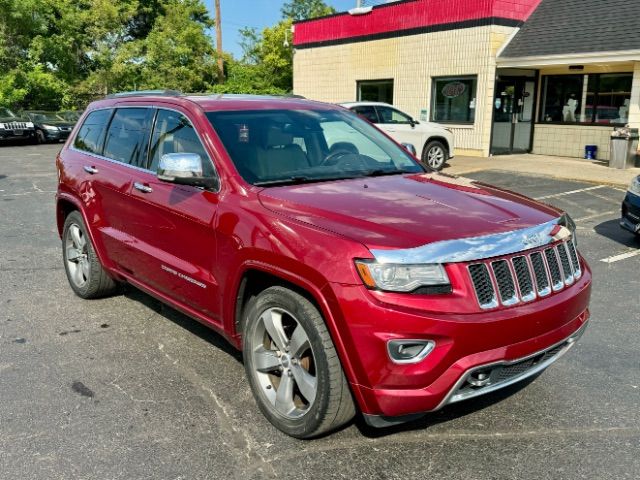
0, 129, 35, 140
620, 191, 640, 234
328, 262, 591, 423
43, 129, 72, 142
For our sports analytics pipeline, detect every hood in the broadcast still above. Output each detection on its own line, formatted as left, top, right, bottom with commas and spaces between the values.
0, 116, 30, 123
36, 120, 75, 128
258, 173, 561, 251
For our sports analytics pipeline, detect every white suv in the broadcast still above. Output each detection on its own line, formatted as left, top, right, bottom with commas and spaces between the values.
341, 102, 454, 170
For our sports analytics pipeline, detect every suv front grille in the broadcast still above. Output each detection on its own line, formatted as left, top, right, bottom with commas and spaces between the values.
468, 239, 581, 309
3, 122, 29, 130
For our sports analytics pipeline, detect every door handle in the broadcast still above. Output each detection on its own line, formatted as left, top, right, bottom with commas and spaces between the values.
133, 182, 153, 194
83, 165, 98, 174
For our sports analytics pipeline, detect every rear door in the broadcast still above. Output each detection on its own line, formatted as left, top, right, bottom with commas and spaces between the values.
124, 107, 220, 319
91, 107, 155, 272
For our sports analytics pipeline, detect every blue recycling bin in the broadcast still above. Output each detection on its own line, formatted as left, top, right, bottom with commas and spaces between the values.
585, 145, 597, 160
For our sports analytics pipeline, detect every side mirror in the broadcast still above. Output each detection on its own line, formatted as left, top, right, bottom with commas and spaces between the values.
410, 119, 419, 128
157, 153, 218, 190
401, 143, 417, 156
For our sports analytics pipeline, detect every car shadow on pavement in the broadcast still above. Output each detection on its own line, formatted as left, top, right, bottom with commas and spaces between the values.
123, 286, 243, 363
594, 219, 639, 248
354, 375, 540, 438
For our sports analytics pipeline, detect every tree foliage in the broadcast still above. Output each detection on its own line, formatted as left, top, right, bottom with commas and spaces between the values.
0, 0, 335, 110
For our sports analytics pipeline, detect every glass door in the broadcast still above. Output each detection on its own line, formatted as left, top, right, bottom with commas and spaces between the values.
491, 78, 535, 154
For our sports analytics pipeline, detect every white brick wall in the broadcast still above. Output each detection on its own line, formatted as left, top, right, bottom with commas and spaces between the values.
293, 25, 517, 157
532, 124, 614, 160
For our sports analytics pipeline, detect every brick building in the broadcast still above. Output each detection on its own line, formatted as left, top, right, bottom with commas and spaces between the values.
292, 0, 640, 160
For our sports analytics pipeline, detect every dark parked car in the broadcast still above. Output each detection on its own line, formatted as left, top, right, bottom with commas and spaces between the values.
621, 175, 640, 237
23, 111, 76, 143
0, 107, 36, 143
56, 91, 591, 438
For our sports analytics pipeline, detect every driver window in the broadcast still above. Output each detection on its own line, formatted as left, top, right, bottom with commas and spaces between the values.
149, 109, 214, 176
321, 121, 391, 163
376, 106, 412, 124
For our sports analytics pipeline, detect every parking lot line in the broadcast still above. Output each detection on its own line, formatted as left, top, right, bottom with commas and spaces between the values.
574, 211, 617, 222
535, 185, 607, 200
600, 249, 640, 263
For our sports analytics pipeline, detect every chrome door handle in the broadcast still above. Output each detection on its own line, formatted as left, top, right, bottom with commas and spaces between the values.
133, 182, 153, 194
83, 166, 98, 174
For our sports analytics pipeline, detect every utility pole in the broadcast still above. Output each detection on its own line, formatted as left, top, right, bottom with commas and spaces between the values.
215, 0, 224, 83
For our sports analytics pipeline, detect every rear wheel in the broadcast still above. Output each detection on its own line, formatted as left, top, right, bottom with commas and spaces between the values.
243, 286, 355, 438
62, 211, 118, 299
422, 140, 448, 171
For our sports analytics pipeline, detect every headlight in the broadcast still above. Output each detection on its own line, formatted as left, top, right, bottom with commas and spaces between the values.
560, 212, 577, 246
42, 124, 58, 131
0, 123, 5, 130
628, 176, 640, 196
355, 260, 450, 293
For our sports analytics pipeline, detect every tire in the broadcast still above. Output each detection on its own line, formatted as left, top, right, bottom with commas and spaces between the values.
36, 130, 46, 144
422, 140, 448, 171
62, 211, 118, 299
242, 286, 355, 438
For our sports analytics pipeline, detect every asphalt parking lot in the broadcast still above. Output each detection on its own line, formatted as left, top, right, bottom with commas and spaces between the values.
1, 143, 639, 479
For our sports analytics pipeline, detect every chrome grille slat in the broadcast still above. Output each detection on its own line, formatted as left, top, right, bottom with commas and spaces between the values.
566, 241, 582, 279
530, 251, 551, 297
544, 247, 564, 291
491, 260, 519, 306
468, 239, 580, 309
512, 256, 535, 302
556, 243, 574, 285
468, 263, 498, 309
4, 122, 28, 129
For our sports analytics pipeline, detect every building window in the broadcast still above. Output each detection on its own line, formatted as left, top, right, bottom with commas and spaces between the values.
540, 73, 632, 125
431, 76, 477, 124
357, 80, 394, 104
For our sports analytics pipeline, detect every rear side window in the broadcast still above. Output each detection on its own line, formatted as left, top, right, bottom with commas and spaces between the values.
103, 108, 154, 167
74, 109, 112, 154
149, 109, 214, 176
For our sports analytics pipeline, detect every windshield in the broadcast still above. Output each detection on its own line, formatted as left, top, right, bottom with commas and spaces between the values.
26, 111, 64, 123
0, 108, 16, 118
206, 109, 423, 186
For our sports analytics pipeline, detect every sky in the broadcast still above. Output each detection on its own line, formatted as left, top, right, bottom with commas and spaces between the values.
214, 0, 357, 59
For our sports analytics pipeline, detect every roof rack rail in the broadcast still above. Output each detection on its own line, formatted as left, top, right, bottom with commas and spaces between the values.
105, 89, 182, 99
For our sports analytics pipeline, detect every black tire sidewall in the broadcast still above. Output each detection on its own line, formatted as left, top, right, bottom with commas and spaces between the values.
242, 287, 333, 438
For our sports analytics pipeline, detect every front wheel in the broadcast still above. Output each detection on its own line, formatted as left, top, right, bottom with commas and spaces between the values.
422, 140, 448, 171
243, 286, 355, 438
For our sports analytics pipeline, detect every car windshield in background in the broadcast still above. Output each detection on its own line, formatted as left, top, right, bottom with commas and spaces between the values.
206, 109, 423, 186
26, 111, 64, 123
0, 108, 17, 118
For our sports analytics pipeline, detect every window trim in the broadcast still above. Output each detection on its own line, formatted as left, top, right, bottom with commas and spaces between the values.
356, 79, 395, 104
537, 72, 633, 127
430, 75, 478, 125
70, 105, 221, 193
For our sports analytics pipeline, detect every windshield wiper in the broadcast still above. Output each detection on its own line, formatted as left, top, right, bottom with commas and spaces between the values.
361, 168, 414, 178
254, 175, 357, 187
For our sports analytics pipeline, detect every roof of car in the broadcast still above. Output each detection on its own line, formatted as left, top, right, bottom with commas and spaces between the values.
90, 92, 340, 113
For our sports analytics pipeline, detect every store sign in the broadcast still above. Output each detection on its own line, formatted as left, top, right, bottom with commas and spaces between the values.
442, 81, 466, 98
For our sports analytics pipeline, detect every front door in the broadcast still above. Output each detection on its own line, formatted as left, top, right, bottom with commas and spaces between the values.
491, 77, 536, 155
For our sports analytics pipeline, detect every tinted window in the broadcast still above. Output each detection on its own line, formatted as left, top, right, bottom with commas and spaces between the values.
103, 108, 153, 167
74, 109, 112, 155
351, 106, 379, 123
432, 76, 477, 124
149, 110, 214, 176
357, 80, 394, 104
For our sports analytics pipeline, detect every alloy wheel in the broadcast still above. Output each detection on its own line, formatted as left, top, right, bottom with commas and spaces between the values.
249, 307, 317, 419
65, 223, 90, 288
427, 146, 445, 169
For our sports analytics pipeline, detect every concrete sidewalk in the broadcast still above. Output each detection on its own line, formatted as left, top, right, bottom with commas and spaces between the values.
446, 153, 640, 187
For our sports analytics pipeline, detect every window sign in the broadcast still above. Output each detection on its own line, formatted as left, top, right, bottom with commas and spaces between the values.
432, 76, 477, 124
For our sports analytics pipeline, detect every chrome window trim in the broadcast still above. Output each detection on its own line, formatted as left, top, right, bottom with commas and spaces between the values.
370, 215, 574, 265
70, 105, 221, 193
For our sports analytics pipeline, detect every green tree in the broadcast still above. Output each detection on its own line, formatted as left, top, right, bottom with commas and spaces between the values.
281, 0, 336, 21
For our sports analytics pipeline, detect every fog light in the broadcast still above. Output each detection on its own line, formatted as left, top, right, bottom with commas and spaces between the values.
387, 340, 435, 364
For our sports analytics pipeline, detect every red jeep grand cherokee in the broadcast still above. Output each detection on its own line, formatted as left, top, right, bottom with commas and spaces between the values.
56, 92, 591, 438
